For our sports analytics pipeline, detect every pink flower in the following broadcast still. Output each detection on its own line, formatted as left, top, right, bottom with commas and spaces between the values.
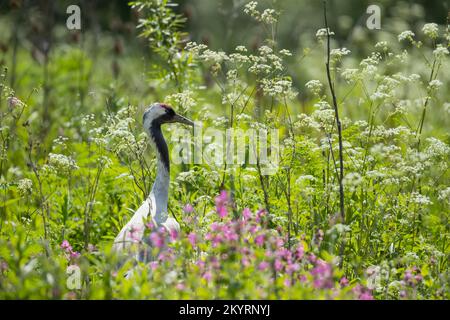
196, 259, 206, 270
308, 253, 317, 264
215, 190, 228, 206
149, 232, 165, 248
70, 251, 80, 260
295, 245, 304, 260
169, 229, 178, 241
210, 222, 221, 232
149, 261, 159, 270
187, 232, 197, 247
202, 271, 212, 281
359, 292, 374, 300
61, 240, 72, 252
274, 259, 283, 272
255, 234, 265, 246
176, 283, 185, 291
283, 278, 291, 287
340, 277, 349, 287
241, 257, 250, 267
145, 221, 155, 230
258, 261, 270, 271
215, 191, 229, 218
129, 225, 142, 242
183, 204, 194, 213
217, 205, 228, 218
286, 263, 300, 274
242, 208, 252, 219
255, 209, 265, 223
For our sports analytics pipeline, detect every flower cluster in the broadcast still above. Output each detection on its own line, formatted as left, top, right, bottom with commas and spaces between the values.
60, 240, 81, 262
17, 178, 33, 197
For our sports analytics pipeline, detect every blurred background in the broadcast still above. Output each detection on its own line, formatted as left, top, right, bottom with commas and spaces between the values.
0, 0, 448, 135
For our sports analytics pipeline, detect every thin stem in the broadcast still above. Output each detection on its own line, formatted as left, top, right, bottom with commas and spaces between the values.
323, 1, 345, 222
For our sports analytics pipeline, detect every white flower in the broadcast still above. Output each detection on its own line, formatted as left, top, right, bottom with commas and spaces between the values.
330, 48, 351, 61
375, 41, 389, 51
235, 45, 247, 52
410, 192, 432, 206
244, 1, 259, 19
316, 28, 334, 41
444, 102, 450, 114
17, 178, 33, 196
438, 187, 450, 204
48, 153, 79, 174
261, 8, 277, 24
433, 44, 448, 59
398, 30, 415, 42
279, 49, 292, 56
422, 23, 439, 39
166, 90, 196, 111
305, 80, 323, 96
427, 79, 443, 91
341, 68, 359, 83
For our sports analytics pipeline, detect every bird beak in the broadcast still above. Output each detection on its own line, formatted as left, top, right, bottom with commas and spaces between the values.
172, 114, 194, 126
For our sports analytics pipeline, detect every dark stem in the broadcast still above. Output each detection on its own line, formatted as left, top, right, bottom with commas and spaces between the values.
323, 1, 345, 223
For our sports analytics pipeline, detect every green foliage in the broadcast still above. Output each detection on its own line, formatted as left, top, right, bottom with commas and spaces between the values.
0, 0, 448, 299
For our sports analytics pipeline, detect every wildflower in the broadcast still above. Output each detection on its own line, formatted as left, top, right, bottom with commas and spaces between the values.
316, 28, 334, 41
258, 261, 269, 271
183, 204, 194, 213
422, 23, 439, 39
7, 96, 23, 109
286, 263, 300, 274
187, 232, 197, 247
202, 271, 212, 281
242, 208, 252, 220
149, 232, 165, 248
17, 178, 33, 196
295, 245, 304, 260
433, 44, 448, 59
215, 190, 229, 218
255, 234, 265, 246
129, 225, 142, 242
48, 153, 79, 174
274, 259, 283, 271
70, 251, 80, 260
279, 49, 292, 56
330, 48, 351, 61
305, 80, 323, 96
340, 277, 349, 287
255, 209, 266, 223
427, 79, 443, 91
261, 9, 277, 24
169, 229, 178, 241
398, 30, 415, 42
176, 283, 185, 291
149, 261, 158, 271
61, 240, 72, 252
244, 1, 259, 19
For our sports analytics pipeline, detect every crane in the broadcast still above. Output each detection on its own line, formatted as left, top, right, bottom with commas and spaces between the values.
113, 102, 194, 262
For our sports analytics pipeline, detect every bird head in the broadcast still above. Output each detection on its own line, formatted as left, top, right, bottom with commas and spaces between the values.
143, 102, 194, 130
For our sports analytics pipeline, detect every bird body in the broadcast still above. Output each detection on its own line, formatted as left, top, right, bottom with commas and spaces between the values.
113, 103, 193, 258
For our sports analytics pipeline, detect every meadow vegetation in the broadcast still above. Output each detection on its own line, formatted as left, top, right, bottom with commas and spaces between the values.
0, 0, 448, 299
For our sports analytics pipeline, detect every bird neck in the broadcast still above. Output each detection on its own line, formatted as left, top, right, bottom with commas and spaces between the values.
149, 123, 170, 223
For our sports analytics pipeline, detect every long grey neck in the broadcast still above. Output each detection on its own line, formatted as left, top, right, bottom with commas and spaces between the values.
149, 123, 170, 223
